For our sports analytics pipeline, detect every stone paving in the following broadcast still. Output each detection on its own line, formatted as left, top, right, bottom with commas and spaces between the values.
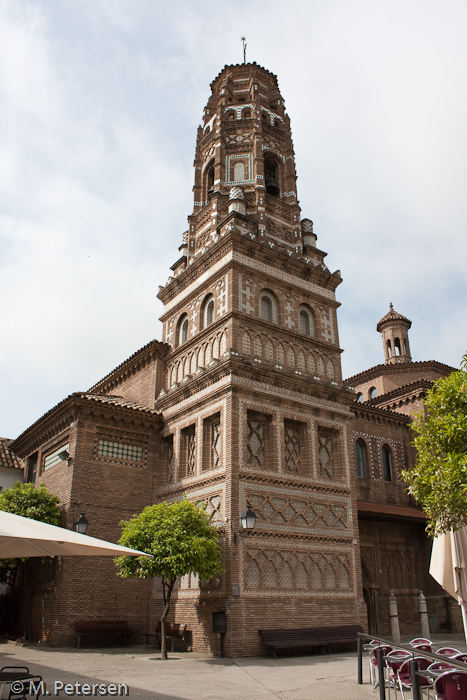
1, 635, 466, 700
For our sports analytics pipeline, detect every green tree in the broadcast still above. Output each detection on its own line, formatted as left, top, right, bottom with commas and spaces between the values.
0, 482, 61, 639
402, 353, 467, 536
0, 482, 61, 525
115, 498, 223, 659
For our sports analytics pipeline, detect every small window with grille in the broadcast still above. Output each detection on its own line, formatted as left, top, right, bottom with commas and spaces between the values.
284, 420, 306, 474
203, 413, 222, 471
382, 444, 392, 482
318, 427, 340, 480
181, 425, 196, 477
247, 410, 273, 470
356, 438, 367, 478
163, 435, 174, 483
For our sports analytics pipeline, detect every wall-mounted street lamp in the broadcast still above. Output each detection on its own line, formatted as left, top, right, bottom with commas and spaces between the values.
74, 513, 89, 535
233, 504, 257, 544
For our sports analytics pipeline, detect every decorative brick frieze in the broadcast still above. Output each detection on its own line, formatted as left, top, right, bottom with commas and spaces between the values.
240, 537, 356, 597
240, 482, 351, 537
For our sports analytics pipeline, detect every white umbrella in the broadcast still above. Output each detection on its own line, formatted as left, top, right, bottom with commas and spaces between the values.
0, 510, 152, 558
430, 526, 467, 644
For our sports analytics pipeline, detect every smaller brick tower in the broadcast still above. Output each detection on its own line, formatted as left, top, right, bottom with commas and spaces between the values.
377, 303, 412, 365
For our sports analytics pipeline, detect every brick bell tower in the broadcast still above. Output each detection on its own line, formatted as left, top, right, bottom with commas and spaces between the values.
156, 63, 365, 656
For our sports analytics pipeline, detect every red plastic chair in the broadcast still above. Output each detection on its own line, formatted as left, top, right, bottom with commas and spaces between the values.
385, 650, 412, 698
369, 644, 392, 690
434, 670, 467, 699
410, 637, 432, 646
428, 661, 454, 673
452, 653, 467, 664
397, 657, 431, 700
413, 643, 433, 653
436, 648, 462, 659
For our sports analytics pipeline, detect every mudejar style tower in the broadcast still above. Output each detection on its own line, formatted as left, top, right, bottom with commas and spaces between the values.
156, 62, 365, 656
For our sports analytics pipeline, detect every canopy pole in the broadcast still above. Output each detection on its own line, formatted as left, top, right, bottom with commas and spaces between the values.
460, 602, 467, 645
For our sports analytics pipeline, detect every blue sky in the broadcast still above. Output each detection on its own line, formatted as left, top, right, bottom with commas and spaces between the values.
1, 0, 466, 438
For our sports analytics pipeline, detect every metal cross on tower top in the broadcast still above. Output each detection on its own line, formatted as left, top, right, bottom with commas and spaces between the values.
241, 37, 247, 64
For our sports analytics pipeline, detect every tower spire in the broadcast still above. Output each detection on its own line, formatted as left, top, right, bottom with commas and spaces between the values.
241, 36, 247, 64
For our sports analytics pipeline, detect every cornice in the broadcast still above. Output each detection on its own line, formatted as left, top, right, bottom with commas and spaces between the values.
351, 403, 411, 425
364, 379, 434, 408
10, 393, 162, 458
156, 355, 355, 415
344, 359, 457, 386
158, 222, 341, 308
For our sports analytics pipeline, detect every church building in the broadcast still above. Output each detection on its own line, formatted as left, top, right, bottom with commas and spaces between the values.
8, 62, 459, 655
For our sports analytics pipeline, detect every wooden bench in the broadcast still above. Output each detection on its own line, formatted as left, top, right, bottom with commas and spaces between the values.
144, 622, 191, 651
74, 620, 130, 648
259, 624, 364, 658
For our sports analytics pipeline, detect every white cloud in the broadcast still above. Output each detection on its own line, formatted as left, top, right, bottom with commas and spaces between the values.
1, 0, 466, 436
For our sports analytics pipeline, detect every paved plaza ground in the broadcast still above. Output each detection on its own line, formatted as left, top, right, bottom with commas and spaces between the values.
1, 635, 466, 700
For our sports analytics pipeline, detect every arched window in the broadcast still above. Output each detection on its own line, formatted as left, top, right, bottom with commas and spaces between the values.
227, 110, 235, 120
356, 439, 367, 478
264, 155, 280, 196
356, 392, 364, 403
394, 337, 401, 355
205, 159, 215, 197
177, 314, 189, 346
259, 290, 277, 323
369, 386, 378, 399
298, 305, 314, 336
387, 339, 392, 358
382, 445, 392, 481
242, 109, 251, 119
201, 294, 215, 329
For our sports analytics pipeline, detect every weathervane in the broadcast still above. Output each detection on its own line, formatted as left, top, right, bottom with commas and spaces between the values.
241, 36, 247, 64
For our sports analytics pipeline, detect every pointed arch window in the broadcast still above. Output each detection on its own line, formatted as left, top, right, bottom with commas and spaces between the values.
356, 439, 367, 478
382, 445, 392, 482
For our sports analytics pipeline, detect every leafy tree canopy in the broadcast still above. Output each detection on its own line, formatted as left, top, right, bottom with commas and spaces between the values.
115, 498, 222, 581
402, 353, 467, 536
115, 498, 223, 658
0, 482, 61, 526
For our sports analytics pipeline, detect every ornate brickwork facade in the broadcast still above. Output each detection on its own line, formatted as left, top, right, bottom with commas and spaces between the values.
7, 62, 459, 654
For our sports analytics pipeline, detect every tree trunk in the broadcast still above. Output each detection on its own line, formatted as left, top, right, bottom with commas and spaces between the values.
160, 577, 175, 660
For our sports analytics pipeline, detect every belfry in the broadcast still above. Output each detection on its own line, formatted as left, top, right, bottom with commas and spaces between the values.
7, 61, 459, 653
